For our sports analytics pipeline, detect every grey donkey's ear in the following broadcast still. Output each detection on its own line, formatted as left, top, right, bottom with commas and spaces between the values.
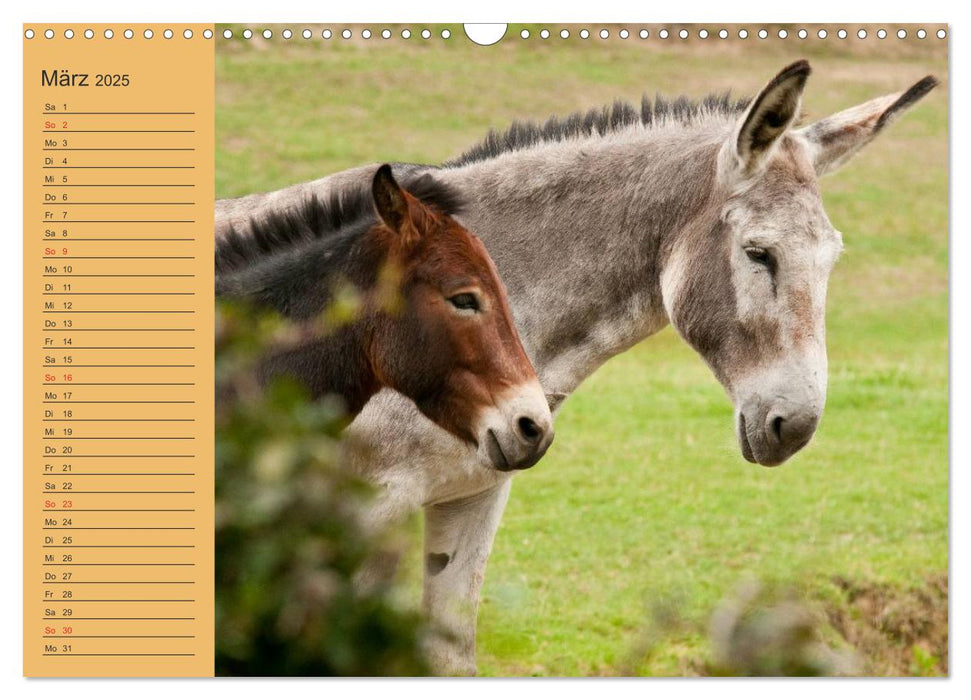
796, 76, 939, 177
731, 60, 811, 175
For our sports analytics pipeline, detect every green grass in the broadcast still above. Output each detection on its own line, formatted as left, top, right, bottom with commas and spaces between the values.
216, 25, 948, 676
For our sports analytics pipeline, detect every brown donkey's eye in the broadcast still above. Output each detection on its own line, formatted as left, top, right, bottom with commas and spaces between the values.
448, 293, 480, 313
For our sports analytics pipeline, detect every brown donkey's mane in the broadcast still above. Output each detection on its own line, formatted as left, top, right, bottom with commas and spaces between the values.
215, 171, 465, 276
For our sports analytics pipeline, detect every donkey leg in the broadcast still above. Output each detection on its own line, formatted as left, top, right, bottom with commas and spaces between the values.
422, 479, 512, 676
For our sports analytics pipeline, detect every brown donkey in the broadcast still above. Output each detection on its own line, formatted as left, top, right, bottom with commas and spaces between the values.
216, 165, 553, 471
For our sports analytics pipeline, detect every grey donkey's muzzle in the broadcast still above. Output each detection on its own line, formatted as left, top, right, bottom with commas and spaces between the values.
737, 391, 822, 467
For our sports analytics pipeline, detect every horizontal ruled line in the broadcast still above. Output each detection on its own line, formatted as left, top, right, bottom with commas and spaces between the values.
42, 581, 195, 584
44, 259, 194, 263
43, 418, 196, 422
41, 328, 196, 331
43, 544, 195, 547
43, 508, 195, 511
44, 472, 196, 478
43, 654, 196, 657
39, 455, 195, 458
42, 383, 194, 387
43, 491, 195, 494
43, 166, 193, 170
44, 364, 196, 367
39, 346, 196, 349
43, 309, 195, 312
43, 238, 196, 242
43, 527, 196, 530
43, 294, 195, 297
43, 635, 196, 639
43, 148, 196, 151
43, 111, 196, 115
44, 275, 196, 278
43, 184, 195, 187
43, 563, 195, 566
43, 129, 195, 133
43, 401, 196, 405
44, 202, 195, 205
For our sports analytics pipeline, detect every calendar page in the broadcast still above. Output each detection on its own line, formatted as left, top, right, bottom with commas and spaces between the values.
21, 22, 949, 679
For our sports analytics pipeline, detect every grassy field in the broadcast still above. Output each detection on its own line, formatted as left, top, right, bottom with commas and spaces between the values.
215, 25, 948, 676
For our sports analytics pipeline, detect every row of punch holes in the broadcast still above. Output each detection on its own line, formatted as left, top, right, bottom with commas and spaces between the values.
25, 26, 947, 42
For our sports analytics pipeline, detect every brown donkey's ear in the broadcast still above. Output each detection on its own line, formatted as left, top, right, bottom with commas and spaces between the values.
372, 164, 420, 245
796, 75, 939, 177
730, 60, 811, 175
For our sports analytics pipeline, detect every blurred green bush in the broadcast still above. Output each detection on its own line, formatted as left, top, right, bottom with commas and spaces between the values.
214, 302, 429, 676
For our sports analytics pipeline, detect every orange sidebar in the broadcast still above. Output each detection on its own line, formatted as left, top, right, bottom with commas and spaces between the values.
23, 24, 215, 677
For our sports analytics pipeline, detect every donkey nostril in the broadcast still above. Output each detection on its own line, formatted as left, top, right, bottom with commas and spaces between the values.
771, 415, 785, 443
517, 416, 543, 444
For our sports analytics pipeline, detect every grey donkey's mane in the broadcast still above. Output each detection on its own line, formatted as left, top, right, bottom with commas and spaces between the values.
446, 91, 753, 167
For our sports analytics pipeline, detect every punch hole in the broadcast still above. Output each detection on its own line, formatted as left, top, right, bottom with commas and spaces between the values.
738, 29, 748, 39
263, 29, 273, 39
659, 29, 669, 39
64, 29, 74, 39
84, 28, 94, 39
144, 29, 154, 39
242, 29, 252, 39
402, 29, 411, 39
937, 29, 946, 39
837, 29, 847, 39
719, 29, 728, 39
164, 29, 174, 39
421, 29, 431, 39
323, 29, 333, 39
540, 29, 550, 39
758, 28, 767, 39
342, 29, 352, 39
917, 29, 926, 39
619, 29, 629, 39
520, 29, 530, 39
282, 29, 293, 40
302, 29, 312, 39
25, 28, 34, 39
464, 24, 507, 46
124, 29, 134, 39
798, 29, 808, 39
362, 29, 372, 39
580, 29, 589, 39
104, 29, 114, 39
857, 29, 867, 39
778, 29, 788, 39
203, 29, 213, 39
679, 29, 688, 39
382, 29, 391, 39
223, 29, 233, 39
698, 29, 709, 39
639, 29, 649, 39
441, 28, 451, 39
817, 29, 828, 39
560, 29, 570, 39
897, 29, 907, 39
184, 29, 193, 39
599, 29, 609, 39
877, 29, 887, 39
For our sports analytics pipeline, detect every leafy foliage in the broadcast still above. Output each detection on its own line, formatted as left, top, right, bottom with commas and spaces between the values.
214, 302, 429, 676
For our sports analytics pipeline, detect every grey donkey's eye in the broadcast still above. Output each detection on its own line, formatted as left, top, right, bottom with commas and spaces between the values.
448, 292, 481, 313
745, 247, 773, 268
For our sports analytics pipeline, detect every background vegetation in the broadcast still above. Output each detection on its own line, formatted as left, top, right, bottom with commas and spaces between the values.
216, 24, 948, 676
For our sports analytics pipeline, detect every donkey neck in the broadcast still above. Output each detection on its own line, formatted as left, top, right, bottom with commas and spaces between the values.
216, 225, 389, 411
438, 125, 728, 394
